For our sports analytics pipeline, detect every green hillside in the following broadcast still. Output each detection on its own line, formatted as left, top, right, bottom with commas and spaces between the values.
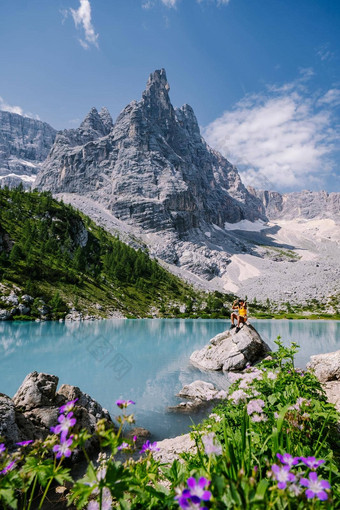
0, 187, 232, 320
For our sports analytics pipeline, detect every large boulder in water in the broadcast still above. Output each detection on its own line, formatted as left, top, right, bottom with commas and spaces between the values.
307, 350, 340, 382
1, 371, 113, 449
307, 350, 340, 413
190, 324, 271, 372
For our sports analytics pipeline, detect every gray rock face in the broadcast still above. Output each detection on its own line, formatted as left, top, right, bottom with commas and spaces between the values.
177, 380, 226, 401
0, 111, 56, 188
307, 350, 340, 413
1, 371, 113, 448
152, 433, 196, 465
307, 350, 340, 382
249, 188, 340, 221
0, 394, 21, 443
0, 309, 12, 320
35, 69, 266, 236
190, 324, 271, 372
13, 372, 59, 411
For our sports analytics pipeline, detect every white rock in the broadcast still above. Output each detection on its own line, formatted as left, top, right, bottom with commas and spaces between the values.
177, 380, 219, 401
190, 324, 270, 372
307, 350, 340, 382
152, 433, 196, 464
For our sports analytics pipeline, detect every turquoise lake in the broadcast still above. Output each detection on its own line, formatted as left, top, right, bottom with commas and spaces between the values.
0, 319, 339, 440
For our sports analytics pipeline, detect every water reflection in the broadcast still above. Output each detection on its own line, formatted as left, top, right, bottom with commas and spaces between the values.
0, 319, 339, 439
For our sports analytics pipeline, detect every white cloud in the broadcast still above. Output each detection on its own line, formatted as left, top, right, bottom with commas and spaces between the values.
70, 0, 98, 49
203, 76, 339, 191
0, 97, 41, 120
316, 44, 335, 62
0, 96, 24, 116
143, 0, 231, 8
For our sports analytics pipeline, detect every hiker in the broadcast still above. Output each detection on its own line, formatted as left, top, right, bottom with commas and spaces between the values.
230, 298, 247, 333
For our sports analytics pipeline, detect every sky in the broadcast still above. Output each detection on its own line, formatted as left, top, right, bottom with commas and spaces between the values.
0, 0, 339, 192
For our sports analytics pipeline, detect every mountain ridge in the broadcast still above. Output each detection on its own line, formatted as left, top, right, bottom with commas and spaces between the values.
0, 111, 56, 188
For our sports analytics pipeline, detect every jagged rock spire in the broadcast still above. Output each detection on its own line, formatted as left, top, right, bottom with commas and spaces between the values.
142, 69, 173, 121
99, 107, 113, 133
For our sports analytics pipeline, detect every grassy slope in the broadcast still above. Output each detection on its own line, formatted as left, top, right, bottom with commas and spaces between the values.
0, 188, 236, 319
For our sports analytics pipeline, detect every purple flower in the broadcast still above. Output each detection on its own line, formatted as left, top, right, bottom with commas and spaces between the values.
0, 461, 16, 475
50, 412, 76, 439
133, 435, 137, 442
251, 413, 267, 423
59, 398, 78, 414
271, 464, 296, 489
140, 440, 160, 454
16, 440, 34, 447
187, 477, 212, 503
300, 472, 330, 500
53, 437, 73, 459
300, 456, 325, 470
0, 443, 6, 455
276, 453, 299, 468
116, 399, 135, 409
175, 478, 211, 509
202, 432, 222, 456
117, 442, 130, 451
247, 399, 265, 415
229, 389, 248, 404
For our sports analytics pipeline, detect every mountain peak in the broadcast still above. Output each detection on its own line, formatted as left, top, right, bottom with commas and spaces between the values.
142, 69, 172, 117
99, 107, 113, 132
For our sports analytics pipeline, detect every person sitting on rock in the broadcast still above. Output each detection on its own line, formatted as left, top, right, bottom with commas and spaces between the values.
230, 298, 247, 333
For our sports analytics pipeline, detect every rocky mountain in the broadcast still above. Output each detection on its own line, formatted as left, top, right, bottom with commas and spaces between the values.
35, 69, 265, 234
0, 111, 56, 188
248, 187, 340, 221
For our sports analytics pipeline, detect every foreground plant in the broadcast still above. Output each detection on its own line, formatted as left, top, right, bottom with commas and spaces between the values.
0, 340, 339, 509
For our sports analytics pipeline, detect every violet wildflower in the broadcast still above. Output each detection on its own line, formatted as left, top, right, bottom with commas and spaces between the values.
59, 398, 78, 414
116, 399, 135, 409
300, 472, 330, 500
228, 373, 243, 384
50, 412, 76, 439
187, 477, 212, 503
133, 435, 137, 442
202, 432, 222, 456
300, 456, 325, 470
117, 442, 130, 451
0, 443, 6, 455
209, 413, 222, 422
271, 464, 296, 489
251, 413, 267, 423
276, 453, 299, 468
87, 502, 99, 510
16, 440, 33, 447
0, 461, 16, 475
267, 371, 277, 380
53, 437, 73, 459
247, 399, 265, 415
140, 440, 160, 454
229, 389, 248, 404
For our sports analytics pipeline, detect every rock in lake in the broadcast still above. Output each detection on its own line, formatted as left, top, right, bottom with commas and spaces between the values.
307, 350, 340, 412
1, 371, 113, 449
177, 380, 227, 401
190, 324, 271, 372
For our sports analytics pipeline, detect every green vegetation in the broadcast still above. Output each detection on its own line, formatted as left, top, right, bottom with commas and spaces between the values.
0, 341, 339, 508
0, 187, 228, 319
249, 295, 340, 320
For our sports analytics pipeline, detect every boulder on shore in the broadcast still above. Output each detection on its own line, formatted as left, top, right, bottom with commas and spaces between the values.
190, 323, 271, 372
0, 371, 112, 449
307, 350, 340, 413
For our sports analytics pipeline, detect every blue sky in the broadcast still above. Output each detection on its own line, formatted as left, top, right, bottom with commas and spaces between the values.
0, 0, 339, 192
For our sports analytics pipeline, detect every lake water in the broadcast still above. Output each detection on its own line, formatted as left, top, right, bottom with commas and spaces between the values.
0, 319, 339, 440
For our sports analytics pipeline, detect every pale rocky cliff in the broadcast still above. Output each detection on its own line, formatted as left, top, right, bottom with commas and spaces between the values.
0, 111, 56, 188
248, 187, 340, 221
35, 69, 265, 235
